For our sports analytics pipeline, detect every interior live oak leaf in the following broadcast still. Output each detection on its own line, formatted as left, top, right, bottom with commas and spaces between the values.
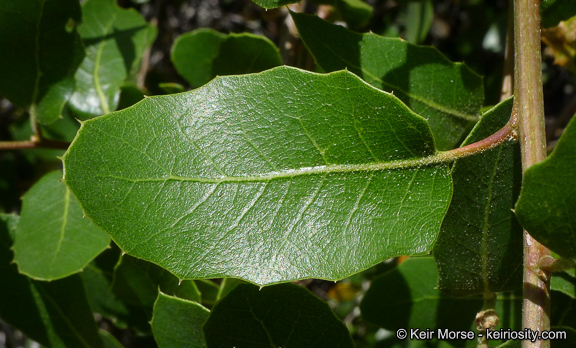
63, 66, 452, 285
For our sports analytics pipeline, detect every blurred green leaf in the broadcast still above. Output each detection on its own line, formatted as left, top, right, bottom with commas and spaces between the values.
112, 255, 201, 311
310, 0, 373, 29
195, 280, 220, 308
100, 330, 124, 348
360, 257, 522, 348
495, 340, 521, 348
291, 12, 484, 150
0, 214, 103, 347
403, 0, 434, 44
68, 0, 156, 118
151, 293, 209, 348
63, 67, 452, 285
515, 115, 576, 258
434, 97, 523, 295
171, 29, 282, 88
117, 84, 146, 111
541, 0, 576, 28
249, 0, 298, 9
82, 261, 131, 327
158, 82, 185, 94
0, 0, 84, 124
13, 171, 109, 280
203, 283, 354, 348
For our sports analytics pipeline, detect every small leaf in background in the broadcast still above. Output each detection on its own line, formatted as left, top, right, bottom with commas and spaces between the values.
402, 0, 434, 44
68, 0, 156, 118
291, 12, 484, 150
434, 97, 523, 295
81, 245, 156, 333
0, 214, 103, 348
249, 0, 298, 9
100, 329, 124, 348
541, 0, 576, 29
117, 84, 146, 111
0, 0, 84, 124
158, 82, 186, 95
551, 269, 576, 299
360, 257, 522, 347
542, 17, 576, 73
12, 171, 110, 280
195, 280, 221, 308
112, 255, 201, 311
203, 283, 354, 348
63, 67, 452, 285
151, 293, 209, 348
310, 0, 373, 29
515, 114, 576, 259
171, 29, 282, 88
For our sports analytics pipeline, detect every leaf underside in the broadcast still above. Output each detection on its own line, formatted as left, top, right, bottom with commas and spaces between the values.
64, 66, 452, 285
434, 97, 523, 296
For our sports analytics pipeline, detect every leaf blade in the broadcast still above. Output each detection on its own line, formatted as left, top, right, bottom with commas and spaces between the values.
171, 29, 282, 88
68, 0, 156, 117
0, 0, 84, 124
434, 97, 523, 295
13, 171, 110, 280
64, 67, 452, 285
203, 283, 353, 348
515, 114, 576, 258
291, 12, 484, 150
151, 293, 209, 348
0, 214, 103, 348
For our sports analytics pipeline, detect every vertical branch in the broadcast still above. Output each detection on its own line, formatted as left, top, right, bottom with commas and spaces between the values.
513, 1, 551, 347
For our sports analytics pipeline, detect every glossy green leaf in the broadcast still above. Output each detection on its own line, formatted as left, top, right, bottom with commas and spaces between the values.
203, 283, 354, 348
0, 214, 103, 347
291, 12, 484, 150
434, 97, 523, 295
360, 257, 522, 348
172, 29, 282, 88
541, 0, 576, 28
515, 115, 576, 258
249, 0, 297, 9
551, 270, 576, 299
0, 0, 84, 124
68, 0, 156, 118
112, 255, 201, 311
63, 66, 452, 285
151, 293, 209, 348
13, 171, 109, 280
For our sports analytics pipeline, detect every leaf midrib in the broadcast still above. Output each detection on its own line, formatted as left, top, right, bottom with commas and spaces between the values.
91, 153, 450, 185
92, 13, 118, 114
